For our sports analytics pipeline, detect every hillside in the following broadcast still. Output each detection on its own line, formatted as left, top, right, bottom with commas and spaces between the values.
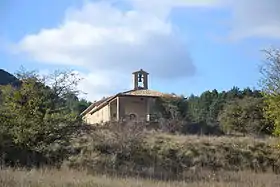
0, 69, 19, 86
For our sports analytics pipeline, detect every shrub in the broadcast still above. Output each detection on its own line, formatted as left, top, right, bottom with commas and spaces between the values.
0, 69, 82, 168
65, 123, 280, 180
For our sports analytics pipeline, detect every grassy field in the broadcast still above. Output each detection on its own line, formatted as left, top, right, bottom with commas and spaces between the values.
149, 133, 278, 144
67, 129, 280, 177
2, 130, 280, 187
1, 168, 280, 187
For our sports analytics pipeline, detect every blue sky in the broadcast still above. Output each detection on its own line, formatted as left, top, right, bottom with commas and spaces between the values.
1, 0, 280, 100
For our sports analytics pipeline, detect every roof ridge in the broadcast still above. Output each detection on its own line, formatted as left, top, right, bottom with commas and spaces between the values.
81, 89, 180, 116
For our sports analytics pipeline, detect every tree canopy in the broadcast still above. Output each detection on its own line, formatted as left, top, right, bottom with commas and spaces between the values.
0, 69, 90, 166
156, 87, 265, 136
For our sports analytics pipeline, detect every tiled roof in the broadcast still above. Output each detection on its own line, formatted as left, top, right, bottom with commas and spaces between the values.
81, 89, 179, 116
80, 96, 113, 116
121, 89, 175, 97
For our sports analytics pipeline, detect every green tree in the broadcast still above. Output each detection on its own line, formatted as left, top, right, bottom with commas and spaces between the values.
154, 95, 186, 133
0, 68, 82, 165
77, 99, 92, 114
260, 48, 280, 135
186, 94, 200, 123
207, 95, 225, 125
155, 96, 185, 120
198, 90, 216, 122
181, 88, 264, 135
218, 97, 273, 135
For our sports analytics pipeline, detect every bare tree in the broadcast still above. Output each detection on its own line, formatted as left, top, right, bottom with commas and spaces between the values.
260, 48, 280, 94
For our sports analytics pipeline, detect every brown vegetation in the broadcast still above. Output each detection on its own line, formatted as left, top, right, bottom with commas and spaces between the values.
64, 122, 280, 181
1, 168, 280, 187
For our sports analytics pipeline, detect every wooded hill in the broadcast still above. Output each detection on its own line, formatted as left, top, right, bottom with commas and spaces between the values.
0, 69, 19, 86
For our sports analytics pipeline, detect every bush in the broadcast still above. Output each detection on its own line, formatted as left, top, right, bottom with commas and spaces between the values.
218, 97, 273, 136
181, 122, 224, 136
0, 69, 82, 168
65, 123, 280, 180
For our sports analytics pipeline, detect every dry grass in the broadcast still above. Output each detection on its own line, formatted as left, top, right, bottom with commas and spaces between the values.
67, 127, 280, 179
151, 133, 279, 144
1, 168, 280, 187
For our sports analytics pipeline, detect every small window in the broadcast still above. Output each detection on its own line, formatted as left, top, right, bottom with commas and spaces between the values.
129, 113, 137, 120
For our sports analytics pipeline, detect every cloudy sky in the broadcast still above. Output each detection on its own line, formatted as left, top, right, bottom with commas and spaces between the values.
1, 0, 280, 101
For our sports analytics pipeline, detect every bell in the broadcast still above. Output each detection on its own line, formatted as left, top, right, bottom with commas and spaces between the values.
138, 74, 142, 82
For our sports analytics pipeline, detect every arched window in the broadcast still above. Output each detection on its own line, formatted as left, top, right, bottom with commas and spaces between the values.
129, 113, 137, 120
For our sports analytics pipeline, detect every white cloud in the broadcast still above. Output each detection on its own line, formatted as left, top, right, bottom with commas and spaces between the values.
219, 0, 280, 40
77, 70, 133, 101
12, 0, 219, 101
13, 0, 280, 101
127, 0, 219, 17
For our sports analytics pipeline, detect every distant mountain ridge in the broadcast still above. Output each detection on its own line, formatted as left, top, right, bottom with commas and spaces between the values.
0, 69, 19, 86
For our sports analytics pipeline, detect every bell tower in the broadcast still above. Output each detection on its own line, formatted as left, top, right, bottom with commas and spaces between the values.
132, 69, 149, 90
